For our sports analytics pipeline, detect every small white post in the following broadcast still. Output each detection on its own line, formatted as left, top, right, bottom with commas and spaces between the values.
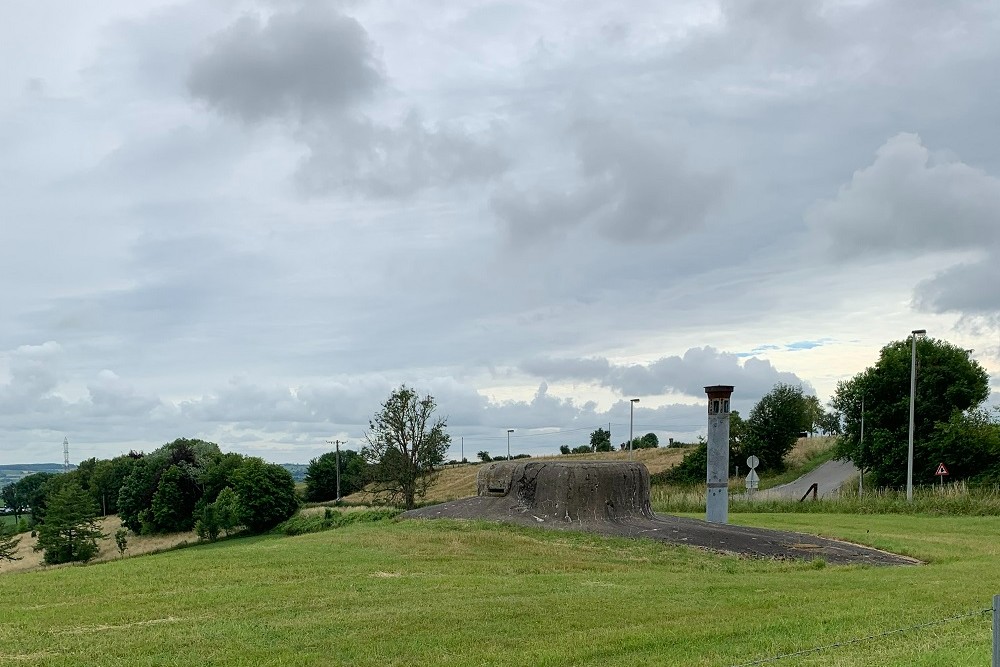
992, 593, 999, 667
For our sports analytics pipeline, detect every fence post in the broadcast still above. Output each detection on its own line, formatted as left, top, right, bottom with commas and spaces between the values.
993, 594, 999, 667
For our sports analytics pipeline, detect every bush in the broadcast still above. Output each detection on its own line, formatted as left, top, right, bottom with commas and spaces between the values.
275, 508, 402, 536
231, 458, 300, 533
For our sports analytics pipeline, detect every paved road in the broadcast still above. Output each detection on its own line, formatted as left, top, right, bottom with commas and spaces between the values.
752, 459, 859, 500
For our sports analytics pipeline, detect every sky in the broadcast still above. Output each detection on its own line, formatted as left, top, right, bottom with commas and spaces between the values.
2, 0, 999, 466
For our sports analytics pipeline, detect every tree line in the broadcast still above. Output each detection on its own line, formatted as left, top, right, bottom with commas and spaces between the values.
662, 336, 998, 487
1, 438, 300, 566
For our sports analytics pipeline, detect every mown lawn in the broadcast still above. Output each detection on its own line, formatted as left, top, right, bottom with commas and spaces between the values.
1, 514, 998, 666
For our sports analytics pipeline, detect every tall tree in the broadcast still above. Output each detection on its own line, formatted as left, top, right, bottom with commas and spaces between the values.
363, 385, 451, 509
35, 481, 105, 565
744, 383, 807, 472
149, 464, 199, 533
1, 521, 21, 563
801, 395, 823, 435
1, 482, 26, 524
589, 428, 612, 452
832, 337, 990, 486
230, 458, 299, 533
15, 472, 55, 524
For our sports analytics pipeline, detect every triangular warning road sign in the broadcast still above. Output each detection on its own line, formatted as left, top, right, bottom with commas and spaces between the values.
934, 462, 949, 476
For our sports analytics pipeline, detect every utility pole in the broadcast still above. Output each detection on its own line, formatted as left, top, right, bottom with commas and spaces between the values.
326, 439, 347, 502
461, 436, 464, 463
859, 395, 865, 495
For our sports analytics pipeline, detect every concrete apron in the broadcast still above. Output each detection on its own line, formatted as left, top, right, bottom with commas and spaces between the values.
402, 461, 919, 567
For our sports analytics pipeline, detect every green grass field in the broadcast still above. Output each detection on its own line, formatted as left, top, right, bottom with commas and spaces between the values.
1, 514, 998, 666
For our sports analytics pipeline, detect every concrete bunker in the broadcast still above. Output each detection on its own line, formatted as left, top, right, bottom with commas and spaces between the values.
475, 460, 653, 523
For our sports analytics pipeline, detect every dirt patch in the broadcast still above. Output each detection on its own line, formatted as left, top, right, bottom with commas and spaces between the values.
0, 516, 197, 576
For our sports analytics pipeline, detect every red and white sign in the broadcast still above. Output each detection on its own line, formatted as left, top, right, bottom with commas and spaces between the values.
934, 462, 949, 477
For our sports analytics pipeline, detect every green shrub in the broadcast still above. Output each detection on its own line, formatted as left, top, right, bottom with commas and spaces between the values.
275, 508, 402, 536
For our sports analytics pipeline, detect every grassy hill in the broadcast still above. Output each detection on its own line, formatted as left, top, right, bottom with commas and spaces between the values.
345, 446, 690, 504
345, 437, 838, 505
1, 514, 997, 665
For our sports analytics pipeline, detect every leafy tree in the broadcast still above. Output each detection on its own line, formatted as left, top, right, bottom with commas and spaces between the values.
114, 526, 128, 557
304, 450, 367, 502
200, 452, 246, 502
195, 504, 221, 542
149, 465, 199, 533
231, 458, 299, 533
1, 482, 26, 524
590, 428, 612, 452
659, 413, 746, 485
117, 438, 229, 534
477, 451, 492, 462
15, 472, 56, 524
833, 337, 990, 487
89, 455, 139, 516
801, 395, 823, 435
117, 457, 161, 533
626, 433, 660, 450
35, 482, 105, 565
363, 385, 451, 509
1, 521, 21, 563
213, 487, 241, 536
744, 383, 807, 472
570, 445, 592, 454
559, 445, 571, 455
924, 409, 1000, 483
817, 410, 841, 436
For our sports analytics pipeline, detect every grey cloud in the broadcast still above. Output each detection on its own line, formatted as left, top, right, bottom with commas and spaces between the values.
914, 259, 1000, 317
810, 133, 1000, 258
187, 5, 506, 198
522, 347, 812, 401
187, 5, 383, 123
810, 132, 1000, 321
296, 112, 510, 198
492, 118, 728, 244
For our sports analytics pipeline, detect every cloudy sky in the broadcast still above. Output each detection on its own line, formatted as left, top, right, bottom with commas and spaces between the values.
2, 0, 999, 465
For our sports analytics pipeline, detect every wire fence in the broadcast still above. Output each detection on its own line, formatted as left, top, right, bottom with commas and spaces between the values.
730, 602, 996, 666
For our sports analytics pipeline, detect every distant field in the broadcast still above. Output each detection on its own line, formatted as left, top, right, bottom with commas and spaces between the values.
1, 514, 998, 665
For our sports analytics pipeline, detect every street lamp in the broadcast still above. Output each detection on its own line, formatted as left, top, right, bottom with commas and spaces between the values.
906, 329, 926, 502
629, 399, 640, 459
507, 429, 514, 460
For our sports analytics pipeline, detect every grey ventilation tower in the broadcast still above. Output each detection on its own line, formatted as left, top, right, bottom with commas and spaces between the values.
63, 437, 70, 473
704, 385, 734, 524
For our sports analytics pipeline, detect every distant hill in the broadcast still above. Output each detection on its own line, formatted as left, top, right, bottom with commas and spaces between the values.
0, 463, 72, 487
280, 463, 308, 483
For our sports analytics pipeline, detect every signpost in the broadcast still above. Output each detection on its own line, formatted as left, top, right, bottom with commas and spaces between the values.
935, 462, 949, 488
745, 455, 760, 498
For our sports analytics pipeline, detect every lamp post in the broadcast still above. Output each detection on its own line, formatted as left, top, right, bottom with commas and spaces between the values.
507, 429, 514, 460
629, 399, 640, 459
906, 329, 926, 502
